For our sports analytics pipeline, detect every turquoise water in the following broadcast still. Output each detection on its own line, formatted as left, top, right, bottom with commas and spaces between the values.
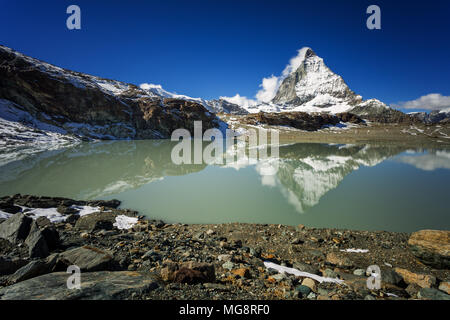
0, 140, 449, 232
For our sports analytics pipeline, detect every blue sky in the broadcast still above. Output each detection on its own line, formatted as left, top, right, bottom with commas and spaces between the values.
1, 0, 449, 112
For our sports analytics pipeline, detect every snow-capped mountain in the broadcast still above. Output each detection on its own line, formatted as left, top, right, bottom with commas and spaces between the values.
243, 47, 394, 118
272, 48, 361, 109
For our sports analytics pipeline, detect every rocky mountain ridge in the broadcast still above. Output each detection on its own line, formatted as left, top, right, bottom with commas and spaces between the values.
0, 45, 228, 143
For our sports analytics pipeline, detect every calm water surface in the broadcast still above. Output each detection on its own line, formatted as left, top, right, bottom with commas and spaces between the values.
0, 140, 449, 232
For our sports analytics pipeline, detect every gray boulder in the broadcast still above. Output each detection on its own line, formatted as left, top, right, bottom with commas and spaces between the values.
0, 256, 28, 276
418, 288, 450, 300
0, 213, 32, 243
25, 222, 49, 259
0, 199, 21, 214
8, 254, 58, 284
57, 246, 117, 272
292, 261, 320, 275
75, 212, 115, 232
381, 268, 403, 286
0, 271, 161, 300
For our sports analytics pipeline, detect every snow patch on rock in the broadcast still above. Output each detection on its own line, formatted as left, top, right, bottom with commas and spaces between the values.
264, 261, 344, 284
113, 215, 138, 230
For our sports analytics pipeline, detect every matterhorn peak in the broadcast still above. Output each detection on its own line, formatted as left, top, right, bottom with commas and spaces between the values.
300, 47, 316, 59
280, 47, 316, 78
271, 48, 360, 111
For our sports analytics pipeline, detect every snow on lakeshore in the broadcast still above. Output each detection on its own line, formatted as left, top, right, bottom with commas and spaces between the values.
18, 205, 104, 223
0, 205, 138, 230
113, 215, 138, 230
264, 261, 344, 284
0, 205, 103, 223
340, 248, 369, 253
0, 211, 13, 219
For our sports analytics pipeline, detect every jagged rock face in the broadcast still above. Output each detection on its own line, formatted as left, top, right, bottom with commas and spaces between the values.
350, 100, 419, 124
409, 110, 450, 124
135, 98, 219, 138
239, 111, 363, 131
0, 46, 223, 140
241, 111, 339, 131
336, 112, 365, 124
272, 48, 361, 108
207, 99, 248, 115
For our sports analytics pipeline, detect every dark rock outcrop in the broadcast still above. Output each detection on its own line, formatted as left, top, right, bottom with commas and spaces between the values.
0, 213, 32, 244
418, 288, 450, 300
57, 246, 117, 272
0, 257, 28, 276
8, 254, 58, 284
240, 111, 364, 131
0, 198, 21, 214
74, 211, 116, 232
241, 111, 339, 131
1, 195, 120, 212
336, 112, 364, 124
25, 221, 50, 258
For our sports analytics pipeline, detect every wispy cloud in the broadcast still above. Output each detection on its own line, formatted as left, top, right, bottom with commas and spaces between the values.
255, 75, 280, 103
219, 94, 257, 109
221, 47, 311, 106
281, 47, 311, 78
393, 93, 450, 111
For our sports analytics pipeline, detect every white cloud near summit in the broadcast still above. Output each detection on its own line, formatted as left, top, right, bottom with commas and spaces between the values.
281, 47, 310, 77
219, 93, 257, 109
222, 47, 311, 106
255, 75, 280, 102
394, 93, 450, 111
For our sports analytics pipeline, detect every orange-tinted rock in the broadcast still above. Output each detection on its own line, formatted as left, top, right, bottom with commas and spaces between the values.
301, 278, 317, 292
231, 268, 251, 279
394, 268, 436, 288
160, 262, 178, 281
438, 282, 450, 295
173, 267, 208, 284
408, 230, 450, 269
181, 261, 215, 282
326, 252, 353, 268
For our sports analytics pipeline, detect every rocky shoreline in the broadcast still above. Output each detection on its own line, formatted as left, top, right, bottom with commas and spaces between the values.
0, 194, 449, 300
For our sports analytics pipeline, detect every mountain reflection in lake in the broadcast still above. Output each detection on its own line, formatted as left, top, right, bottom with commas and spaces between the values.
0, 140, 449, 232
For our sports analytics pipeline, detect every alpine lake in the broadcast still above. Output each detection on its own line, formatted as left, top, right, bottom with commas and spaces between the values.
1, 139, 449, 233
